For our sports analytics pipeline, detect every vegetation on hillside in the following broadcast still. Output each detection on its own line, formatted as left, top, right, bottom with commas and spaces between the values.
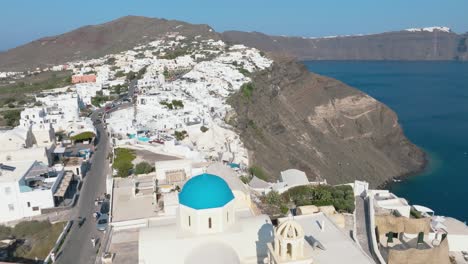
0, 220, 65, 261
161, 48, 189, 60
160, 99, 184, 110
249, 165, 269, 181
0, 71, 72, 95
1, 110, 21, 127
113, 148, 136, 177
241, 82, 254, 99
237, 67, 250, 76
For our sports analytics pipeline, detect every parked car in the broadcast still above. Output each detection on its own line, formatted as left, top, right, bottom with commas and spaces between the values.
96, 214, 109, 231
149, 139, 164, 144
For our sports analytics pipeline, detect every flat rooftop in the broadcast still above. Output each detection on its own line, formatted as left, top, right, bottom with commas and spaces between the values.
286, 213, 375, 264
108, 228, 139, 264
111, 175, 159, 222
0, 160, 35, 183
443, 217, 468, 235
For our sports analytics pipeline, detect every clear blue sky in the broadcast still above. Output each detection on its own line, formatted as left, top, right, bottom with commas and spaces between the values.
1, 0, 467, 51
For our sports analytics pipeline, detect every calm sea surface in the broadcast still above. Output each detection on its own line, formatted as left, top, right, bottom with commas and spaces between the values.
304, 61, 468, 222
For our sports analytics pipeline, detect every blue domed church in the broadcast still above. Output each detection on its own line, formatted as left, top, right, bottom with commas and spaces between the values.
178, 173, 236, 234
139, 169, 275, 264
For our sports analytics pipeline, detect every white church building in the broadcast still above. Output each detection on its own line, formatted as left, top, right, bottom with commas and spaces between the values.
137, 171, 374, 264
138, 173, 275, 264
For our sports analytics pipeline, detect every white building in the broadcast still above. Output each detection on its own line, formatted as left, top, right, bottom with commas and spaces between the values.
373, 190, 411, 218
24, 93, 81, 132
75, 82, 103, 106
138, 173, 275, 264
0, 126, 54, 165
0, 161, 68, 223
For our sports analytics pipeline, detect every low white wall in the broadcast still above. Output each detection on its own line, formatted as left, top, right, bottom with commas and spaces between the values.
448, 234, 468, 252
368, 193, 387, 264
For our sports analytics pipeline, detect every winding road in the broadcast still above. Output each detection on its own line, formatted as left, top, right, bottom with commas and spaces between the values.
56, 109, 110, 264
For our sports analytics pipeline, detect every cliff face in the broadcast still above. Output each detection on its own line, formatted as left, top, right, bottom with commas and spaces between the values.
222, 30, 468, 61
228, 59, 425, 187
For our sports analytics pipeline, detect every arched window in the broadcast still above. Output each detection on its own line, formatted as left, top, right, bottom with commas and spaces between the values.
208, 217, 212, 229
188, 216, 191, 227
287, 243, 292, 257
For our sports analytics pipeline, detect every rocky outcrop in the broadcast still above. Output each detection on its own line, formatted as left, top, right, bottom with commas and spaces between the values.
228, 59, 425, 187
222, 30, 468, 61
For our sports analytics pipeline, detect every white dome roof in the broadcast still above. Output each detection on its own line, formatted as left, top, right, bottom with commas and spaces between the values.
276, 219, 305, 240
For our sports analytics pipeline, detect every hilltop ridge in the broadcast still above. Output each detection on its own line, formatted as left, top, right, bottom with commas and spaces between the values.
1, 16, 468, 71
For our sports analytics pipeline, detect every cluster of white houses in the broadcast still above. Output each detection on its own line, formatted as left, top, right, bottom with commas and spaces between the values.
0, 87, 97, 223
105, 35, 272, 167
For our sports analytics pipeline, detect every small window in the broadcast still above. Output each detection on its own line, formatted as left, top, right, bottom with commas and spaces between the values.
27, 202, 31, 207
32, 207, 39, 211
208, 217, 212, 229
188, 216, 191, 227
8, 204, 14, 211
227, 212, 229, 222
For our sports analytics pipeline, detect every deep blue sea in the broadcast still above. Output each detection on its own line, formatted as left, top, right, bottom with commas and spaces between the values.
304, 61, 468, 222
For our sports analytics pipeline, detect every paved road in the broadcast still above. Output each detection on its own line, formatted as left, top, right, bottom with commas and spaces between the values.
128, 79, 137, 98
56, 110, 110, 264
355, 196, 379, 263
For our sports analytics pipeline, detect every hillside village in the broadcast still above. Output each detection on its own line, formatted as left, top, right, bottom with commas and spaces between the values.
0, 30, 467, 264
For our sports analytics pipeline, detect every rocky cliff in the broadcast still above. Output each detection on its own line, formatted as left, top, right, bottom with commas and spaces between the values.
228, 59, 425, 187
222, 30, 468, 61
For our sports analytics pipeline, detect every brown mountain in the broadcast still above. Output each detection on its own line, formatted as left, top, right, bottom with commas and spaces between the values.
228, 58, 425, 187
222, 30, 468, 61
0, 16, 219, 71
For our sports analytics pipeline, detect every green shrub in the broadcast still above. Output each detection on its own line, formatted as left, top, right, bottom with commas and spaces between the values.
171, 100, 184, 109
174, 130, 188, 141
238, 67, 250, 76
241, 82, 255, 99
135, 162, 153, 175
265, 191, 283, 205
91, 95, 111, 107
410, 209, 422, 219
200, 126, 209, 133
2, 110, 21, 126
70, 131, 95, 141
282, 184, 355, 213
114, 71, 126, 78
239, 176, 250, 184
113, 148, 136, 177
248, 165, 269, 181
0, 225, 12, 239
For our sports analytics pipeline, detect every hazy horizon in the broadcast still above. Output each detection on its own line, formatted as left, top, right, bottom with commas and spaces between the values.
1, 0, 467, 51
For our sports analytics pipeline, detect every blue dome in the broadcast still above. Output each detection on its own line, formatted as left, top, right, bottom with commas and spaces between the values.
179, 173, 234, 210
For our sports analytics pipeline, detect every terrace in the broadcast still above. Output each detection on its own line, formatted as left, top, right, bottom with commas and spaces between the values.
19, 162, 63, 192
